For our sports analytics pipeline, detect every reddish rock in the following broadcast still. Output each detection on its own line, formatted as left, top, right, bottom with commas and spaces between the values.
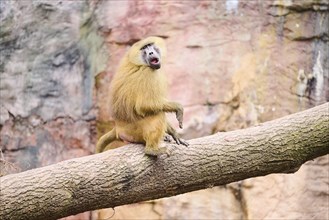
1, 0, 328, 219
94, 0, 328, 219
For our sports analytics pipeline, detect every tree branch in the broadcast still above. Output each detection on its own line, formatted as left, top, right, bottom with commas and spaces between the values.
1, 103, 329, 220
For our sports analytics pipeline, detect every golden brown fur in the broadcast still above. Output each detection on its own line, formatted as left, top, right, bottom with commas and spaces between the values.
96, 36, 187, 156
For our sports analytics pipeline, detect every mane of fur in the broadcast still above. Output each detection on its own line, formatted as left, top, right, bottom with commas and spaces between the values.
110, 37, 168, 122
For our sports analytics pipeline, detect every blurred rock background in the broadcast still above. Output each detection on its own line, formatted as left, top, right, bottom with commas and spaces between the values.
0, 0, 328, 219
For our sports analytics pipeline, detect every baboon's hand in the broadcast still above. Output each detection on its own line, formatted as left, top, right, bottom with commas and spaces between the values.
164, 134, 189, 147
172, 135, 189, 147
176, 104, 184, 129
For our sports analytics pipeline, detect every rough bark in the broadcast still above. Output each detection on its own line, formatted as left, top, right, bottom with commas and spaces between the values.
1, 103, 328, 220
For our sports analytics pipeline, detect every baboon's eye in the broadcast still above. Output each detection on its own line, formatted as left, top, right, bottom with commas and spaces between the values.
140, 43, 153, 50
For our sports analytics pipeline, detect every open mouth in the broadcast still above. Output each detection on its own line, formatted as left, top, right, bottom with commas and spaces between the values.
150, 57, 159, 65
149, 57, 161, 69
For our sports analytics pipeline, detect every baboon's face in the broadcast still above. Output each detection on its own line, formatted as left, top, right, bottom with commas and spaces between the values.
141, 43, 161, 70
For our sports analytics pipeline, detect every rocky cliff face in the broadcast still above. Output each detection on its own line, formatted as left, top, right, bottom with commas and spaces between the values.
0, 1, 107, 171
1, 0, 328, 219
